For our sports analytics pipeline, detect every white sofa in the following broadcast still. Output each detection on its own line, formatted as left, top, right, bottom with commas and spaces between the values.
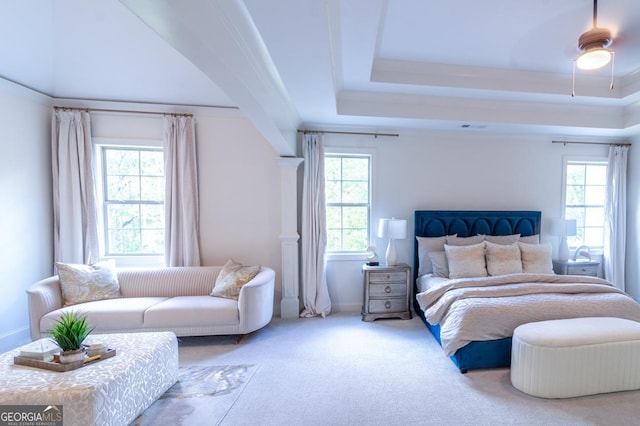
27, 266, 275, 340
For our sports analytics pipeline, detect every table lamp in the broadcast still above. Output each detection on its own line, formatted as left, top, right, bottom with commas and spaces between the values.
377, 217, 407, 266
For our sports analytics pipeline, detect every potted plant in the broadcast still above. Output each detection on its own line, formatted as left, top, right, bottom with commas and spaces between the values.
48, 311, 94, 364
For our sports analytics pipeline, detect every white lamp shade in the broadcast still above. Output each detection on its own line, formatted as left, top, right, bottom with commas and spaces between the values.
565, 219, 577, 237
387, 219, 407, 239
377, 218, 389, 238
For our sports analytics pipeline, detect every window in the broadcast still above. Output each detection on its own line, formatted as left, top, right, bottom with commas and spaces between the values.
325, 154, 371, 252
100, 147, 165, 256
563, 159, 607, 250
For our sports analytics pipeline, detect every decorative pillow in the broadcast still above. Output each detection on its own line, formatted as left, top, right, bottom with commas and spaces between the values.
483, 234, 520, 245
211, 259, 260, 300
416, 235, 454, 276
519, 234, 540, 244
445, 242, 488, 279
518, 242, 554, 274
485, 241, 522, 276
446, 234, 485, 246
428, 251, 449, 278
56, 260, 121, 306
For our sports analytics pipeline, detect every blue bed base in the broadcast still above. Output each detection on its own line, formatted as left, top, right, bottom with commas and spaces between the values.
413, 210, 542, 373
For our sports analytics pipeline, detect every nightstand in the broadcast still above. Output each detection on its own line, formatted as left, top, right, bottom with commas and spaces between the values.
362, 263, 411, 322
552, 259, 599, 277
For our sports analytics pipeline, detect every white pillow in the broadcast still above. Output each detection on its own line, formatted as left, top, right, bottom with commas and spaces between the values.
483, 234, 520, 245
518, 242, 553, 274
519, 234, 540, 244
56, 260, 121, 306
416, 235, 453, 276
428, 251, 449, 278
446, 234, 485, 246
485, 241, 522, 276
445, 242, 488, 279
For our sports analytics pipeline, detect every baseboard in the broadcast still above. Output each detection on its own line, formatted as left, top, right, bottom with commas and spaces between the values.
0, 326, 30, 352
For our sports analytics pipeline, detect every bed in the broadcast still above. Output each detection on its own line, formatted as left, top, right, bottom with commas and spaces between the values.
412, 210, 640, 373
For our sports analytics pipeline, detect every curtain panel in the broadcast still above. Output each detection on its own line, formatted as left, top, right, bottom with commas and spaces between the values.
51, 110, 99, 266
163, 115, 201, 267
604, 145, 628, 291
300, 133, 331, 317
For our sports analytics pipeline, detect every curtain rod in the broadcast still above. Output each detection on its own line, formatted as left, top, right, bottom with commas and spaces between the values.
297, 129, 399, 138
552, 140, 631, 147
53, 106, 193, 117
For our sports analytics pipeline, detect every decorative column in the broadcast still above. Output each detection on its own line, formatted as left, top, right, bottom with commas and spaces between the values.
276, 157, 303, 318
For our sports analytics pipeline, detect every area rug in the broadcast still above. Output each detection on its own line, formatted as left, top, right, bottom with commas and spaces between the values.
132, 364, 259, 425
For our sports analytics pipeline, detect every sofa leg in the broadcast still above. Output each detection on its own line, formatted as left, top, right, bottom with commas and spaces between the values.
234, 334, 243, 344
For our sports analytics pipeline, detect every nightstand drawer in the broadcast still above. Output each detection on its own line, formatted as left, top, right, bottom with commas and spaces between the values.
566, 264, 598, 276
368, 298, 406, 313
369, 283, 407, 297
369, 271, 407, 283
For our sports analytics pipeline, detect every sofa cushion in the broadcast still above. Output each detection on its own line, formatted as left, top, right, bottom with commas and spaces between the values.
144, 296, 239, 328
56, 260, 121, 306
210, 259, 260, 300
40, 297, 168, 333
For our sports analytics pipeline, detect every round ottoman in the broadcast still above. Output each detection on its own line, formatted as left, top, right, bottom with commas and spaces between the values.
510, 317, 640, 398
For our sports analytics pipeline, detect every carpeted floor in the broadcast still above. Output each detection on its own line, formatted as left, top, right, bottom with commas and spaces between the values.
135, 312, 640, 426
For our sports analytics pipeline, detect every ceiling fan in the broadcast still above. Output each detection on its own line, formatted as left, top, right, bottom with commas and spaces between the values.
572, 0, 615, 96
576, 0, 613, 70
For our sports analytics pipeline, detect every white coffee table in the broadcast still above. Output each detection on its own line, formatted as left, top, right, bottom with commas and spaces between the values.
0, 332, 178, 426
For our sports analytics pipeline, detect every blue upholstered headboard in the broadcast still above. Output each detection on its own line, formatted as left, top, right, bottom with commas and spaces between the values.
413, 210, 541, 281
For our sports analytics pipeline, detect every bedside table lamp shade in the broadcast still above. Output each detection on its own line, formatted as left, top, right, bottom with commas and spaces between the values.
378, 218, 407, 266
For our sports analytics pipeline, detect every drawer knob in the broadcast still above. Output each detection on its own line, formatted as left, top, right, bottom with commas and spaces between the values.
385, 274, 391, 279
385, 301, 391, 309
385, 285, 391, 293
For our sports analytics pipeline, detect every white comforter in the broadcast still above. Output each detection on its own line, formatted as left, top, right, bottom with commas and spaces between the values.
415, 273, 640, 356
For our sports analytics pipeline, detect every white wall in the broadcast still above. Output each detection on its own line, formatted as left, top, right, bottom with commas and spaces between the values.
323, 131, 612, 313
0, 80, 53, 351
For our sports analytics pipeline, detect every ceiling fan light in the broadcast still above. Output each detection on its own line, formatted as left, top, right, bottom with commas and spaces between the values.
576, 48, 612, 70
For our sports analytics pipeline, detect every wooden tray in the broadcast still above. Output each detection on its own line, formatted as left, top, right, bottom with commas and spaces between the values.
13, 348, 116, 372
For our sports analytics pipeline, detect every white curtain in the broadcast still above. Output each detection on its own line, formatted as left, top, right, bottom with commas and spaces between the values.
164, 115, 201, 267
604, 145, 628, 291
51, 110, 99, 265
300, 133, 332, 317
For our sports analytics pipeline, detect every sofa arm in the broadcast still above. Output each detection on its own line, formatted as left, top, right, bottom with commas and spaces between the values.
237, 267, 275, 334
26, 276, 64, 340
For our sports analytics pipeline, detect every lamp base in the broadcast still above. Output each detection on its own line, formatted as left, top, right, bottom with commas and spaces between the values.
386, 239, 397, 266
558, 237, 569, 261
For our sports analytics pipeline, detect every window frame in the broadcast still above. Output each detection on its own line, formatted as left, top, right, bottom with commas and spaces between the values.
94, 138, 165, 267
561, 155, 608, 254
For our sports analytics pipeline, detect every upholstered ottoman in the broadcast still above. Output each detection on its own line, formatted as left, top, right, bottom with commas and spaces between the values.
510, 317, 640, 398
0, 332, 178, 425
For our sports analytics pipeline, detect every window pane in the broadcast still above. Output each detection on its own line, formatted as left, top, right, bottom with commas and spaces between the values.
342, 181, 368, 204
140, 151, 164, 176
141, 176, 164, 200
565, 185, 584, 205
141, 204, 164, 228
342, 229, 368, 251
107, 175, 140, 200
584, 185, 605, 205
324, 157, 341, 180
342, 158, 368, 180
325, 180, 341, 204
107, 204, 140, 229
585, 165, 606, 185
109, 229, 140, 253
141, 230, 164, 254
106, 150, 139, 175
566, 164, 585, 185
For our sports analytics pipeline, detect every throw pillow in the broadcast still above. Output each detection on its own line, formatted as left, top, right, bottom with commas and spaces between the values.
416, 235, 453, 276
446, 234, 485, 246
483, 234, 520, 245
445, 242, 488, 279
56, 259, 121, 306
485, 241, 522, 276
518, 242, 554, 274
428, 251, 449, 278
519, 234, 540, 244
211, 259, 260, 300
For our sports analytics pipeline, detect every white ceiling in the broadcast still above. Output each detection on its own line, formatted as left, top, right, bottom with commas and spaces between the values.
1, 0, 639, 155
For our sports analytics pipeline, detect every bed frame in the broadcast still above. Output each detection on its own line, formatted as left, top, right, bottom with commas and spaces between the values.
413, 210, 542, 373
